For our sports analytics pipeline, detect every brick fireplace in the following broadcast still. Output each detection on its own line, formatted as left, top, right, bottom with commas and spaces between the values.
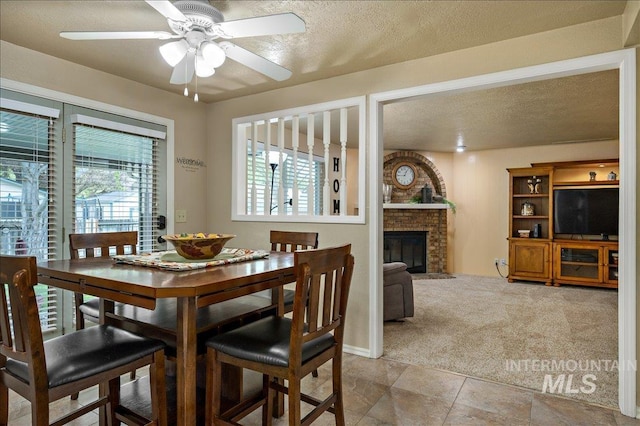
383, 151, 449, 274
383, 207, 448, 274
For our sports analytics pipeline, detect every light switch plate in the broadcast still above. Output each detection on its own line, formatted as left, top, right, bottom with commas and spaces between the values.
176, 209, 187, 223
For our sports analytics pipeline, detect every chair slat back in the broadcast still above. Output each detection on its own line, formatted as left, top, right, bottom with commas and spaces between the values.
270, 231, 318, 252
69, 231, 138, 259
291, 245, 354, 354
0, 255, 46, 371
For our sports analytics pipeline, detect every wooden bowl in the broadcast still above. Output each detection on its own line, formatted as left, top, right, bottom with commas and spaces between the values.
162, 233, 235, 260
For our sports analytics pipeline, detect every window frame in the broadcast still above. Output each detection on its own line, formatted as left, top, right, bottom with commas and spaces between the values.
232, 96, 366, 224
1, 78, 175, 336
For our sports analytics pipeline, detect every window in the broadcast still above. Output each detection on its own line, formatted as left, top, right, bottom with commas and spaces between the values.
1, 89, 168, 334
70, 118, 163, 253
233, 97, 366, 224
1, 95, 61, 333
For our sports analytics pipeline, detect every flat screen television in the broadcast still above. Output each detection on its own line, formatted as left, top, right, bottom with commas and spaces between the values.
553, 187, 619, 237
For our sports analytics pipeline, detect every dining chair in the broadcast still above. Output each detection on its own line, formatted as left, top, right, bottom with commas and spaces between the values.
0, 255, 168, 426
205, 244, 354, 426
69, 231, 138, 329
269, 230, 319, 314
68, 230, 139, 400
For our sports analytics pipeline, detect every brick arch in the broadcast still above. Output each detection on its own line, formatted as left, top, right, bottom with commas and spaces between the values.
383, 151, 447, 198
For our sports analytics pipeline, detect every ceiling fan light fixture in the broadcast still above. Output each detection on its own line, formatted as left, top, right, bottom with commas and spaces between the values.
201, 41, 226, 68
159, 39, 189, 66
195, 51, 216, 77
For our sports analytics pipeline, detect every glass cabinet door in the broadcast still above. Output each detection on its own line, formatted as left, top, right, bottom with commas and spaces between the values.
604, 247, 619, 284
555, 245, 602, 283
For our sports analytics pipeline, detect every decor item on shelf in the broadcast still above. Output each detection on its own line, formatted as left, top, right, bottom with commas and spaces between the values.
421, 185, 433, 203
382, 183, 393, 203
409, 195, 422, 204
432, 194, 456, 213
532, 223, 542, 238
589, 171, 597, 181
527, 176, 541, 194
442, 197, 457, 214
518, 229, 531, 238
608, 171, 617, 181
611, 252, 619, 265
521, 201, 534, 216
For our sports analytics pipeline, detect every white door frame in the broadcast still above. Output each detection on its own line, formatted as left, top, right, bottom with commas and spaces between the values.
368, 49, 636, 417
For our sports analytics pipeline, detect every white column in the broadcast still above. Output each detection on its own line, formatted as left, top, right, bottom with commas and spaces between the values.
292, 115, 299, 215
265, 123, 272, 215
251, 121, 258, 215
323, 111, 330, 216
340, 107, 347, 216
277, 118, 285, 214
307, 113, 315, 215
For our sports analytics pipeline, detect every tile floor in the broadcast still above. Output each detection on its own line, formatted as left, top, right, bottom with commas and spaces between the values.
8, 353, 640, 425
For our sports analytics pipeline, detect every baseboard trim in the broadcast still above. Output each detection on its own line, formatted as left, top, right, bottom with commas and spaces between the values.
343, 343, 372, 358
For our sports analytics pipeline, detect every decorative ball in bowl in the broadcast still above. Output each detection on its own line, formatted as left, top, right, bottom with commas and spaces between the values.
162, 233, 235, 260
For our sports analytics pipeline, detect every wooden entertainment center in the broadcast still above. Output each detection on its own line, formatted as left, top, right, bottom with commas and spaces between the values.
507, 159, 619, 288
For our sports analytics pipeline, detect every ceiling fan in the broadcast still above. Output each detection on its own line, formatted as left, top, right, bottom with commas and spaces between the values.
60, 0, 305, 86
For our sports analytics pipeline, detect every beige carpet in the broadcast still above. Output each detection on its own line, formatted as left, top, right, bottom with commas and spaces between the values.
383, 274, 619, 408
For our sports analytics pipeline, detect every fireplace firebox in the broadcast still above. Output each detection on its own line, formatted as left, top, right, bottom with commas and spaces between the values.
383, 231, 427, 273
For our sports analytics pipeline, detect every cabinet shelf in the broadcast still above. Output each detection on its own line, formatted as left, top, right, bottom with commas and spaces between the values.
512, 215, 548, 220
554, 180, 619, 187
560, 261, 598, 267
512, 193, 549, 198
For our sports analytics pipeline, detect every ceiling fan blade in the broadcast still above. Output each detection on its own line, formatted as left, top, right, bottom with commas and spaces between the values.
219, 42, 292, 81
144, 0, 188, 22
170, 50, 196, 85
60, 31, 175, 40
218, 13, 305, 38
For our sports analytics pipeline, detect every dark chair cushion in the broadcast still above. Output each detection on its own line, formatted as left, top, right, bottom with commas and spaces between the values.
206, 316, 335, 367
5, 325, 164, 389
78, 297, 100, 320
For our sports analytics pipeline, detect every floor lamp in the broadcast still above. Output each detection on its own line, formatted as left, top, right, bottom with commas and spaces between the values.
267, 151, 288, 214
269, 161, 278, 214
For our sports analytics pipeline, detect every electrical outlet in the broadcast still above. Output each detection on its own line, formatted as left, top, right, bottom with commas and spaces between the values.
175, 209, 187, 223
500, 258, 507, 266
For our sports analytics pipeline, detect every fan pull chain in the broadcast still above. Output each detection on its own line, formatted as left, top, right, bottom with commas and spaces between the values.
194, 65, 199, 102
184, 53, 189, 97
193, 54, 198, 102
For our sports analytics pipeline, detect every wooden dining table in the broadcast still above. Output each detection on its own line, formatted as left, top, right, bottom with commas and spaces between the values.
37, 250, 295, 426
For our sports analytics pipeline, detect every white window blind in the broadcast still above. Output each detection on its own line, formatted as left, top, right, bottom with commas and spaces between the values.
0, 107, 60, 332
72, 124, 160, 253
2, 89, 168, 336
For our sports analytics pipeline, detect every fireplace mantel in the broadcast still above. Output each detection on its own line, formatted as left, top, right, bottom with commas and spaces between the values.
383, 203, 449, 209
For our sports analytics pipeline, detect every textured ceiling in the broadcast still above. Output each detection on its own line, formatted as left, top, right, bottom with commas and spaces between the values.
383, 70, 620, 152
0, 1, 626, 152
